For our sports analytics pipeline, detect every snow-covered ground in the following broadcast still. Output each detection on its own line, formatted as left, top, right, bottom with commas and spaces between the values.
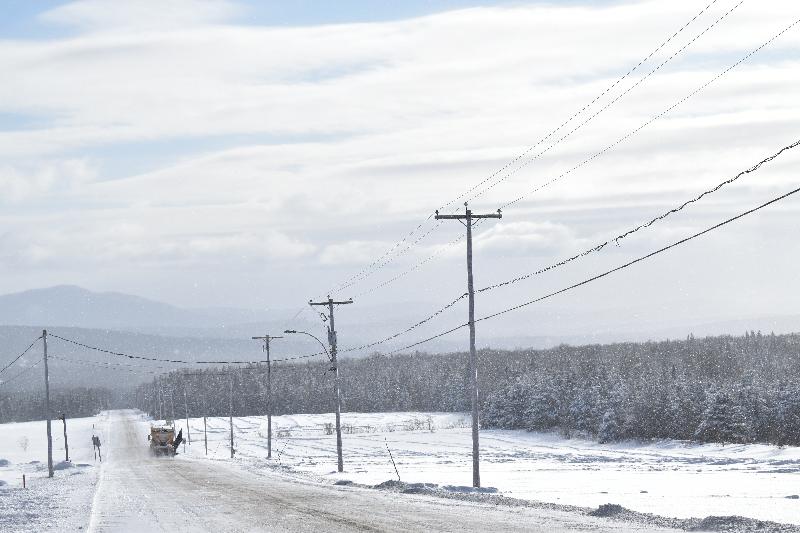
171, 411, 800, 525
0, 412, 110, 532
4, 410, 798, 530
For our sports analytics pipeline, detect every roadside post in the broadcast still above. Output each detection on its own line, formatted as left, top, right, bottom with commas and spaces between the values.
60, 413, 69, 462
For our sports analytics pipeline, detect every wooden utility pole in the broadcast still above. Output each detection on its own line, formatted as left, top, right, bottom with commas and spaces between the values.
203, 416, 208, 455
182, 381, 190, 448
229, 373, 235, 459
251, 334, 283, 459
157, 380, 163, 421
60, 413, 69, 462
308, 296, 352, 473
435, 202, 501, 488
170, 386, 175, 423
43, 330, 53, 478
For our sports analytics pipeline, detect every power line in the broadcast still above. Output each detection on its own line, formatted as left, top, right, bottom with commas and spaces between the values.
0, 336, 42, 375
48, 354, 168, 376
339, 292, 468, 354
327, 215, 436, 296
387, 183, 800, 354
353, 234, 464, 298
386, 323, 468, 356
338, 220, 447, 295
0, 357, 42, 388
49, 332, 328, 367
344, 137, 800, 354
477, 138, 800, 293
480, 184, 800, 322
322, 0, 726, 298
272, 351, 327, 363
49, 353, 175, 371
496, 15, 800, 213
280, 304, 319, 333
49, 333, 270, 365
462, 0, 743, 206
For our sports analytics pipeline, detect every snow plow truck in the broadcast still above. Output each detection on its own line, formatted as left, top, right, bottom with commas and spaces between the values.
148, 424, 183, 456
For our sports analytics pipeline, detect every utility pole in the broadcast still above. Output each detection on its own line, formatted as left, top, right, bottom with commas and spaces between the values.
60, 413, 69, 462
182, 381, 190, 449
201, 381, 208, 455
157, 380, 163, 421
229, 373, 235, 459
170, 386, 175, 423
251, 334, 283, 459
43, 330, 53, 478
435, 202, 501, 488
308, 296, 352, 473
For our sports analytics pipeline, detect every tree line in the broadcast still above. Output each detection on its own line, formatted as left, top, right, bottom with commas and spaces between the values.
0, 387, 114, 423
133, 330, 800, 446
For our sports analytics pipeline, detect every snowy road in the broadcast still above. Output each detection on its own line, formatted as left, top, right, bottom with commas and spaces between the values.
88, 411, 673, 532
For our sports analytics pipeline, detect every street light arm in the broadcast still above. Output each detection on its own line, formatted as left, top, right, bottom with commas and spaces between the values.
284, 330, 331, 360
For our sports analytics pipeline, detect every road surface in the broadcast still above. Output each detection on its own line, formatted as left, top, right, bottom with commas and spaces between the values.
88, 411, 676, 532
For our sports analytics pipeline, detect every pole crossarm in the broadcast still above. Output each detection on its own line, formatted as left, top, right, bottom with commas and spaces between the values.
309, 297, 354, 306
434, 209, 502, 220
251, 335, 284, 341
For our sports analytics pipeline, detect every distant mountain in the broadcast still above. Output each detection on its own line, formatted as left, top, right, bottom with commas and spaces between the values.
0, 285, 284, 331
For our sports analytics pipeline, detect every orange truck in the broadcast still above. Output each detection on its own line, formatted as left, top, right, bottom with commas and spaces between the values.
148, 424, 178, 456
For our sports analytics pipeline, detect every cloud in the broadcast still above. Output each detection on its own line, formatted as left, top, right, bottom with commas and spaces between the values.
474, 221, 588, 257
0, 158, 95, 202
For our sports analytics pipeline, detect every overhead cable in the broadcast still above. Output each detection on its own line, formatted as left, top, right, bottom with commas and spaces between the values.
339, 292, 468, 354
388, 184, 800, 354
354, 234, 464, 298
463, 0, 743, 205
343, 139, 800, 353
49, 332, 328, 366
0, 336, 42, 375
0, 357, 42, 388
496, 15, 800, 213
48, 354, 167, 376
322, 0, 725, 298
477, 138, 800, 293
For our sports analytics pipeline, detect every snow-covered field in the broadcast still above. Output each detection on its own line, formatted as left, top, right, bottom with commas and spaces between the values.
3, 410, 799, 530
0, 412, 110, 532
172, 411, 800, 526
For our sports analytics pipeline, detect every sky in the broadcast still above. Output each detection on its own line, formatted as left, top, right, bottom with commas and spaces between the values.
1, 0, 800, 347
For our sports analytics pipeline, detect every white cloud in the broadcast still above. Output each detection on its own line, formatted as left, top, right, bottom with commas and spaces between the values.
0, 158, 95, 202
474, 221, 588, 257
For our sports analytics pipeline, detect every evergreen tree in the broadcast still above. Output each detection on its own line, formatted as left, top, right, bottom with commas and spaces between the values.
598, 408, 622, 443
695, 389, 752, 444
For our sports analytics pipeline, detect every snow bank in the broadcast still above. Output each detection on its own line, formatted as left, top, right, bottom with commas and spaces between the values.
0, 412, 110, 532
